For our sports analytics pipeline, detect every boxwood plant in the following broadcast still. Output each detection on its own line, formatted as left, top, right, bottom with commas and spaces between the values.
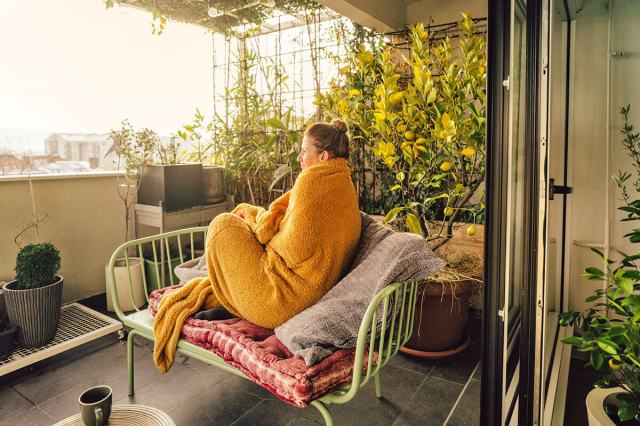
15, 242, 61, 290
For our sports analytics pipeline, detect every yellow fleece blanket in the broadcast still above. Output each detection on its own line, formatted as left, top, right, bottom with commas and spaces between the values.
153, 158, 361, 372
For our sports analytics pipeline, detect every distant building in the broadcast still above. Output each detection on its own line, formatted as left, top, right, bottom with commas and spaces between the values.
44, 133, 111, 168
0, 154, 26, 175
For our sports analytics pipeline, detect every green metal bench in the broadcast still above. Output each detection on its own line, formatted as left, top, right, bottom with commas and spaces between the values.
108, 226, 419, 425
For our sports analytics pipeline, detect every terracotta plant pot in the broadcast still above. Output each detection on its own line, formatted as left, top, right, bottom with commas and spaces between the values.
402, 280, 475, 358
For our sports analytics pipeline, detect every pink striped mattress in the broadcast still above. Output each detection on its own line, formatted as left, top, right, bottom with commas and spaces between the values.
149, 285, 360, 407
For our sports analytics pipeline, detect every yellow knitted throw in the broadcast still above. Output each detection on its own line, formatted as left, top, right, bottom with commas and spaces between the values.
152, 158, 361, 372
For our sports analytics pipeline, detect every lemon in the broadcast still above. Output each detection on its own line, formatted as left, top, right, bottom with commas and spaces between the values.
404, 130, 415, 140
349, 89, 362, 97
444, 207, 454, 217
455, 183, 465, 193
467, 224, 477, 236
339, 66, 350, 75
609, 359, 622, 370
460, 147, 476, 157
440, 161, 452, 172
415, 138, 428, 144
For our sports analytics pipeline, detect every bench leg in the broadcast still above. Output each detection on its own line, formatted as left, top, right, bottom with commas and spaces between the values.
310, 401, 334, 426
375, 373, 382, 398
127, 329, 137, 396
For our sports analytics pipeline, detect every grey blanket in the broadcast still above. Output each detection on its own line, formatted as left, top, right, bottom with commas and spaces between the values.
174, 255, 208, 284
274, 213, 445, 365
171, 213, 445, 366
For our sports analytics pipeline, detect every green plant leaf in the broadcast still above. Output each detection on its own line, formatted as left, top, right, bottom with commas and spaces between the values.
269, 164, 292, 191
266, 118, 286, 130
617, 399, 639, 422
266, 134, 278, 150
619, 276, 634, 295
384, 207, 404, 224
561, 336, 584, 346
590, 351, 605, 370
585, 267, 604, 277
406, 213, 422, 235
596, 338, 619, 355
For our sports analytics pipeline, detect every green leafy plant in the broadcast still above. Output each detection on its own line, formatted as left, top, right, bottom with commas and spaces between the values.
15, 243, 61, 290
108, 119, 154, 242
202, 40, 302, 207
560, 105, 640, 423
318, 14, 486, 248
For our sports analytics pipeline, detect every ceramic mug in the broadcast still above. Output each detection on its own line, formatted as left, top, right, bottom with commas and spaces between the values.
78, 385, 112, 426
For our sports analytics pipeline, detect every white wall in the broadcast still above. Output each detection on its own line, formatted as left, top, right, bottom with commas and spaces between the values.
406, 0, 487, 25
568, 0, 640, 312
0, 173, 127, 303
317, 0, 487, 31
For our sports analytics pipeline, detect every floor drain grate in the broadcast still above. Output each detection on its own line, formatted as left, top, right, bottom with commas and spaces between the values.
0, 303, 122, 376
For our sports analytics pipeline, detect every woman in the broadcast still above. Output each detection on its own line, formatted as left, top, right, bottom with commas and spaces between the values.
153, 119, 362, 372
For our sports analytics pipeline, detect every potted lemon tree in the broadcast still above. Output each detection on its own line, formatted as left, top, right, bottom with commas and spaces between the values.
318, 14, 486, 357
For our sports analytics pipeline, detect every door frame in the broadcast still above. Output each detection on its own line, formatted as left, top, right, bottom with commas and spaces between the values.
483, 0, 545, 424
481, 0, 511, 423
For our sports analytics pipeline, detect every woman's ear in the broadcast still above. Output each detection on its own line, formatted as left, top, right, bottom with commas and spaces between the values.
320, 151, 328, 162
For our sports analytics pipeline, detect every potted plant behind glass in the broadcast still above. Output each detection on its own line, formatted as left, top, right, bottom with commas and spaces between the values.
4, 243, 63, 348
318, 14, 486, 358
560, 105, 640, 425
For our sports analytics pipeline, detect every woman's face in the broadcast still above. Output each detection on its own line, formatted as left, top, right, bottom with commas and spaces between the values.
297, 136, 328, 170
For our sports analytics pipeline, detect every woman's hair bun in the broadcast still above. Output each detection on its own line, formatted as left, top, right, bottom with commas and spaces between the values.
331, 119, 348, 134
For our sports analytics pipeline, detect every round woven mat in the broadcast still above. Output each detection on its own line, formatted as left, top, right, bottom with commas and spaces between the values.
52, 404, 175, 426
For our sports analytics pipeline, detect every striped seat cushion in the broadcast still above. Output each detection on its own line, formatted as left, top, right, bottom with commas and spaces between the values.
149, 286, 361, 407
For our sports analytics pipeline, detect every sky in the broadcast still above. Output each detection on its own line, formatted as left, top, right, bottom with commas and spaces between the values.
0, 0, 214, 152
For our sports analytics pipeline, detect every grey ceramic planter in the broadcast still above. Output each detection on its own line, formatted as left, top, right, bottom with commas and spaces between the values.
4, 276, 63, 348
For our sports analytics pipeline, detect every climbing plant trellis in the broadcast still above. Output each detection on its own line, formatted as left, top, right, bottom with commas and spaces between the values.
119, 0, 488, 215
206, 8, 357, 207
202, 15, 486, 212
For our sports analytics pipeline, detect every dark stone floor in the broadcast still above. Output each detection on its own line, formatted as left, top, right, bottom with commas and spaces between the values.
0, 309, 481, 425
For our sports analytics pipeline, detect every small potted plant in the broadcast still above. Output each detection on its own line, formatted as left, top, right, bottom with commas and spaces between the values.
3, 242, 63, 348
560, 105, 640, 425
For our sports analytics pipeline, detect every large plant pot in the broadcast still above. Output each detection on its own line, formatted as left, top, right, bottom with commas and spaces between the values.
105, 258, 145, 312
401, 280, 475, 358
202, 166, 225, 204
0, 324, 17, 359
586, 387, 627, 426
4, 276, 64, 348
138, 164, 203, 211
